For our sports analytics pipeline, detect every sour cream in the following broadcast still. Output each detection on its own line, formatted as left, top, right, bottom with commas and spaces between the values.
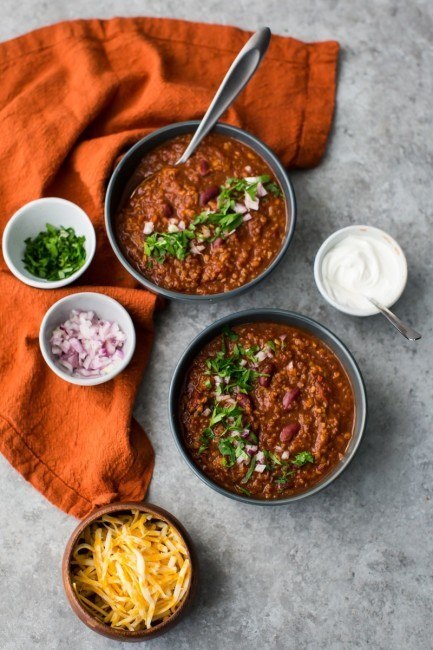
316, 227, 407, 316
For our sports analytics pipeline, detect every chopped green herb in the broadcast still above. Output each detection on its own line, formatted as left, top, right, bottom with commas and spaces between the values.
204, 379, 212, 389
143, 174, 281, 262
266, 339, 276, 352
241, 455, 256, 484
23, 223, 86, 281
237, 486, 251, 496
222, 326, 239, 342
143, 228, 194, 263
198, 427, 215, 454
218, 437, 237, 467
274, 468, 295, 485
292, 451, 314, 467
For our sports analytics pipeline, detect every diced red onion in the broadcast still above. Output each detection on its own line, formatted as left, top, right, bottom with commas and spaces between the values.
256, 182, 268, 198
244, 176, 260, 183
50, 311, 126, 378
190, 242, 205, 255
167, 223, 179, 233
178, 220, 186, 231
244, 192, 259, 211
256, 451, 265, 464
244, 165, 252, 173
254, 463, 266, 473
241, 429, 250, 439
246, 445, 258, 456
143, 221, 154, 235
281, 451, 290, 460
256, 350, 267, 363
234, 202, 248, 214
202, 407, 211, 417
242, 214, 252, 222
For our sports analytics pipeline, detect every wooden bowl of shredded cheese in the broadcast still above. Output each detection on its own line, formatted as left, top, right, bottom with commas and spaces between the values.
62, 502, 197, 640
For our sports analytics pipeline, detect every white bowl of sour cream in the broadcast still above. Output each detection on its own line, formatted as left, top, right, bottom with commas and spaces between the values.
314, 225, 408, 317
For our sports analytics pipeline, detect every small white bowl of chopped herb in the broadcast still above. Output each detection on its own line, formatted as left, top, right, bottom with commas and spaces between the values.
39, 292, 136, 386
2, 197, 96, 289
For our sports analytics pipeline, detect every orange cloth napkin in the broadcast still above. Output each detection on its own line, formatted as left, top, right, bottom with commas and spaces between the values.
0, 17, 339, 518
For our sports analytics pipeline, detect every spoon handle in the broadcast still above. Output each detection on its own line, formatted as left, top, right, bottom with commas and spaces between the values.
176, 27, 271, 165
368, 297, 422, 341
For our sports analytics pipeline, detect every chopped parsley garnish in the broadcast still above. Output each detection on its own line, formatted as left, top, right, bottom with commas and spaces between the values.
23, 223, 86, 281
143, 228, 194, 263
197, 325, 314, 491
291, 451, 314, 467
144, 174, 281, 263
198, 428, 215, 454
274, 468, 295, 485
241, 455, 256, 484
205, 329, 264, 394
237, 486, 251, 496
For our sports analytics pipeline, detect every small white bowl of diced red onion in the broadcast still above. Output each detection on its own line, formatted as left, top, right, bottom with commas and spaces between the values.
39, 292, 136, 386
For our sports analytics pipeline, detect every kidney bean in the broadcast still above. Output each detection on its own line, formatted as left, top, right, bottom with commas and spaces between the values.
237, 393, 252, 411
282, 388, 300, 410
199, 159, 210, 176
162, 202, 173, 218
279, 423, 301, 443
259, 363, 275, 387
199, 185, 219, 206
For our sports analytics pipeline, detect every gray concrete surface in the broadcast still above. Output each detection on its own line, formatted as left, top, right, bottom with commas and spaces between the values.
1, 1, 432, 648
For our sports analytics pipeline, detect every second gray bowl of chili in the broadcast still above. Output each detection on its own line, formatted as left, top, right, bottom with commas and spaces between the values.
169, 309, 367, 504
105, 121, 296, 301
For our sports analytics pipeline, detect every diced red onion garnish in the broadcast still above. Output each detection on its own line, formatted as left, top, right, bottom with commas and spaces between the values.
246, 445, 258, 456
244, 192, 259, 211
256, 350, 267, 363
169, 217, 179, 224
242, 214, 252, 222
190, 242, 205, 255
256, 451, 265, 464
167, 223, 179, 233
241, 429, 250, 439
224, 376, 230, 384
239, 359, 247, 367
214, 375, 222, 384
202, 407, 211, 417
244, 165, 252, 173
281, 451, 290, 460
178, 220, 186, 231
234, 202, 248, 214
256, 182, 268, 198
287, 361, 294, 371
143, 221, 154, 235
279, 334, 287, 340
244, 176, 260, 183
50, 310, 126, 378
237, 456, 244, 465
254, 463, 266, 473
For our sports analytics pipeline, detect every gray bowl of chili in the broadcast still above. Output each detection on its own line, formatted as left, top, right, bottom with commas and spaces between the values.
169, 309, 367, 505
105, 121, 296, 301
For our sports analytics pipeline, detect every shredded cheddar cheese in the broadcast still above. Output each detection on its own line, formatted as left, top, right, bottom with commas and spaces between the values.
71, 510, 191, 631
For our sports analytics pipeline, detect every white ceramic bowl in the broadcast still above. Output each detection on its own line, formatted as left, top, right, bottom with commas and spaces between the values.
314, 225, 408, 316
2, 197, 96, 289
39, 292, 136, 386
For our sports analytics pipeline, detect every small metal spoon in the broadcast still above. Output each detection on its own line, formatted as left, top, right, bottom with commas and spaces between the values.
367, 297, 422, 341
175, 27, 271, 165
